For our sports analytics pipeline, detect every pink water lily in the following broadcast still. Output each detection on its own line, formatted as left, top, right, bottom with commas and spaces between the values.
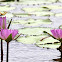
0, 16, 6, 29
51, 29, 62, 39
0, 29, 18, 42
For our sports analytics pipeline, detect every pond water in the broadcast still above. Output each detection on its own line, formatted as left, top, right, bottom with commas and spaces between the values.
0, 0, 62, 62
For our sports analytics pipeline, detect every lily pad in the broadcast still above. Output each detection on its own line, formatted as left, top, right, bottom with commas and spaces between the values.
36, 37, 60, 44
18, 1, 51, 4
25, 19, 52, 26
36, 37, 60, 48
0, 6, 15, 11
29, 12, 54, 16
2, 13, 14, 18
55, 13, 62, 17
36, 43, 60, 48
22, 7, 50, 12
59, 0, 62, 2
17, 35, 47, 44
13, 13, 31, 17
41, 5, 62, 9
12, 19, 52, 26
18, 27, 51, 35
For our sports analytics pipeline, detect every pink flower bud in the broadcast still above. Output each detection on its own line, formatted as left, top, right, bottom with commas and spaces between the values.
0, 16, 6, 29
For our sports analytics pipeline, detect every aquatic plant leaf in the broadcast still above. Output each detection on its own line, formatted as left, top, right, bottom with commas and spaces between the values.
22, 7, 50, 12
55, 13, 62, 17
36, 43, 60, 48
12, 19, 52, 26
18, 28, 51, 35
36, 37, 60, 44
41, 5, 62, 9
17, 35, 47, 44
2, 13, 14, 18
59, 0, 62, 2
29, 12, 54, 16
0, 6, 15, 11
36, 37, 60, 48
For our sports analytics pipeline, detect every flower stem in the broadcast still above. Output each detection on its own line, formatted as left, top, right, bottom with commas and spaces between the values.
43, 31, 57, 39
7, 19, 12, 29
14, 34, 21, 40
61, 43, 62, 58
1, 39, 3, 62
6, 42, 9, 62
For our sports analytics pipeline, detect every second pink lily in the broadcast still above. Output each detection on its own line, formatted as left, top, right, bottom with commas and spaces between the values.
51, 29, 62, 40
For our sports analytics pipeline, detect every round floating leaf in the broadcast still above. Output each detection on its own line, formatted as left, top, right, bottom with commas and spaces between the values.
36, 37, 60, 48
13, 13, 31, 17
18, 1, 51, 4
41, 5, 62, 9
59, 0, 62, 2
12, 19, 52, 26
22, 7, 50, 12
37, 43, 60, 48
36, 37, 60, 44
0, 6, 15, 11
2, 13, 14, 18
18, 28, 52, 35
17, 35, 47, 44
47, 0, 57, 2
29, 12, 54, 16
55, 13, 62, 17
15, 14, 30, 17
19, 0, 57, 3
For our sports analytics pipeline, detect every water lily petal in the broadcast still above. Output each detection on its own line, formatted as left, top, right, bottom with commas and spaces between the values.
51, 29, 58, 38
0, 29, 18, 42
0, 17, 3, 29
12, 30, 18, 39
58, 29, 62, 38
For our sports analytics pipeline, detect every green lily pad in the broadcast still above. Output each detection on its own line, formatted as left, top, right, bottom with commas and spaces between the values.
17, 35, 47, 44
15, 14, 30, 17
19, 0, 56, 3
17, 34, 60, 48
47, 0, 57, 2
18, 27, 52, 35
2, 13, 14, 18
22, 7, 50, 12
25, 19, 52, 26
59, 0, 62, 2
36, 43, 60, 48
13, 13, 31, 17
55, 13, 62, 17
29, 12, 54, 16
18, 1, 51, 4
36, 37, 60, 48
12, 19, 52, 26
36, 37, 60, 44
0, 6, 15, 11
41, 5, 62, 9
